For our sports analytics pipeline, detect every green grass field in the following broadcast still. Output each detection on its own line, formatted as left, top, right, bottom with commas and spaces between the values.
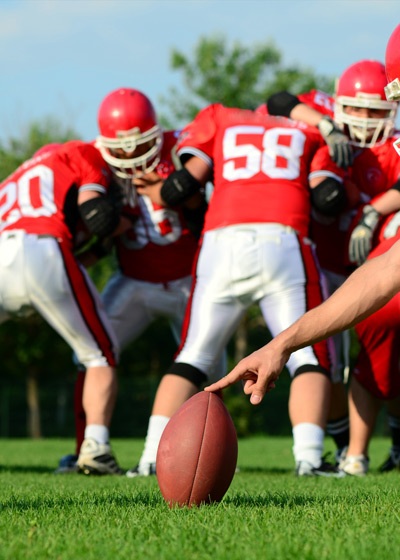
1, 437, 400, 560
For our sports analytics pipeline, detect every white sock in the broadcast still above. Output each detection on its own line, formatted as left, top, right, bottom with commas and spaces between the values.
139, 415, 170, 466
84, 424, 109, 445
292, 422, 324, 467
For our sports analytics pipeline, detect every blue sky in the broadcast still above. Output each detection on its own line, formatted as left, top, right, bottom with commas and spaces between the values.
0, 0, 399, 143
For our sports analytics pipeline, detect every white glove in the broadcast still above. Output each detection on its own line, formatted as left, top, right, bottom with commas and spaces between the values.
348, 205, 381, 266
318, 116, 353, 169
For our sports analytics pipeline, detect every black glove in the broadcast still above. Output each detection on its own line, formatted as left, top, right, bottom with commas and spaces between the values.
348, 205, 381, 266
318, 116, 353, 169
107, 179, 127, 212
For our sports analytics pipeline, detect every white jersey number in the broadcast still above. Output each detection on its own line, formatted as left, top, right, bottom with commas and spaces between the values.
0, 165, 57, 226
121, 195, 182, 249
223, 126, 306, 181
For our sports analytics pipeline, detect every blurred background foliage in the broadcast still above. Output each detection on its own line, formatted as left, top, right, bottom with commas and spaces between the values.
0, 36, 372, 440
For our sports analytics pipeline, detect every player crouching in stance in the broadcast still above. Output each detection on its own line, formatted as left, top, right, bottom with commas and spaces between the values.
0, 141, 131, 475
55, 88, 225, 475
139, 103, 350, 477
205, 22, 400, 473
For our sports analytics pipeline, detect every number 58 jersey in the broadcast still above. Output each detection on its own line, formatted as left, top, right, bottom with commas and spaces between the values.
177, 104, 324, 238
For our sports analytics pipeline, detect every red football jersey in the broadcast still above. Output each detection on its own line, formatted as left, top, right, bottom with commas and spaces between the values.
256, 89, 334, 118
309, 135, 400, 274
0, 141, 111, 249
177, 104, 324, 237
297, 90, 334, 117
115, 130, 200, 283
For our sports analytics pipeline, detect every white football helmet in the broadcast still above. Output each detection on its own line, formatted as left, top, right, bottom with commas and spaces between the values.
334, 60, 398, 148
96, 88, 163, 180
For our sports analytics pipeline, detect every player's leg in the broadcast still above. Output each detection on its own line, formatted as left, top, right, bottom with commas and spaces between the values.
57, 272, 156, 474
352, 295, 400, 472
128, 229, 245, 476
326, 380, 350, 464
54, 368, 86, 474
319, 269, 350, 462
380, 395, 400, 472
350, 292, 400, 473
26, 237, 123, 474
338, 376, 380, 475
259, 230, 340, 476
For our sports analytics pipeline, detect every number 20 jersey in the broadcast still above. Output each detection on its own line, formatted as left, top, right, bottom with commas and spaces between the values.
0, 141, 111, 249
176, 104, 324, 238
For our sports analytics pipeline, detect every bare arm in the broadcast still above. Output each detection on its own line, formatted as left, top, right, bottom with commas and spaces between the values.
371, 188, 400, 215
289, 103, 325, 127
205, 240, 400, 404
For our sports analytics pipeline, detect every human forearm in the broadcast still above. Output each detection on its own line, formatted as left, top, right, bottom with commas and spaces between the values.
370, 188, 400, 216
277, 244, 400, 354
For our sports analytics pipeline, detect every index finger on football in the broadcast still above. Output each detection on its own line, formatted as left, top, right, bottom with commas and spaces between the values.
204, 363, 250, 393
204, 360, 260, 394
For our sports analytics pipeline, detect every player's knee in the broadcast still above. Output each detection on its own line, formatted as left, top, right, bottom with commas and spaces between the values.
167, 362, 207, 388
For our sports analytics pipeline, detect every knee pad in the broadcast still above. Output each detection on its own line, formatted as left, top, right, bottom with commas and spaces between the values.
293, 364, 331, 379
167, 362, 207, 388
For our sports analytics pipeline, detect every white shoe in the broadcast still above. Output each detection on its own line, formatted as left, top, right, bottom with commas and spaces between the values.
340, 454, 369, 476
77, 438, 124, 475
295, 460, 345, 478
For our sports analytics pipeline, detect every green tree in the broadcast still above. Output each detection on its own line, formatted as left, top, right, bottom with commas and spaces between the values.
159, 35, 335, 127
0, 117, 78, 181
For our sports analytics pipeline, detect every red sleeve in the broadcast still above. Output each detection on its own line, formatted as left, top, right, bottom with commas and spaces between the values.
177, 104, 220, 163
65, 141, 111, 192
298, 90, 335, 118
309, 145, 345, 182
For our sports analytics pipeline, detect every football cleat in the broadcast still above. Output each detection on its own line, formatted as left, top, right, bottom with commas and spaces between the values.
77, 438, 125, 475
54, 453, 79, 474
295, 459, 346, 478
340, 454, 369, 476
379, 447, 400, 472
126, 463, 156, 478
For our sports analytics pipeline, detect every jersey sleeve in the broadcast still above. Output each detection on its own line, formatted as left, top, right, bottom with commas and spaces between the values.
176, 104, 220, 166
309, 145, 345, 183
298, 90, 335, 118
67, 142, 111, 195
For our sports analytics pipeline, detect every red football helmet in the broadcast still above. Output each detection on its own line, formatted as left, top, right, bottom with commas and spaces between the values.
334, 60, 398, 147
385, 24, 400, 101
96, 88, 163, 179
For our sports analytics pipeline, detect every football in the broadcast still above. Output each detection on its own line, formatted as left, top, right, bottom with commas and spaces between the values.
156, 391, 238, 508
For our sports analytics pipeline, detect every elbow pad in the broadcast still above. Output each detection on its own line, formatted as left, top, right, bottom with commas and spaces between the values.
161, 168, 202, 206
310, 178, 347, 217
267, 91, 301, 117
79, 197, 120, 238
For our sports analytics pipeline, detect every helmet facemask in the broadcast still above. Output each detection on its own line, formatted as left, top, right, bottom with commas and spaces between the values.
97, 124, 164, 180
334, 93, 398, 148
